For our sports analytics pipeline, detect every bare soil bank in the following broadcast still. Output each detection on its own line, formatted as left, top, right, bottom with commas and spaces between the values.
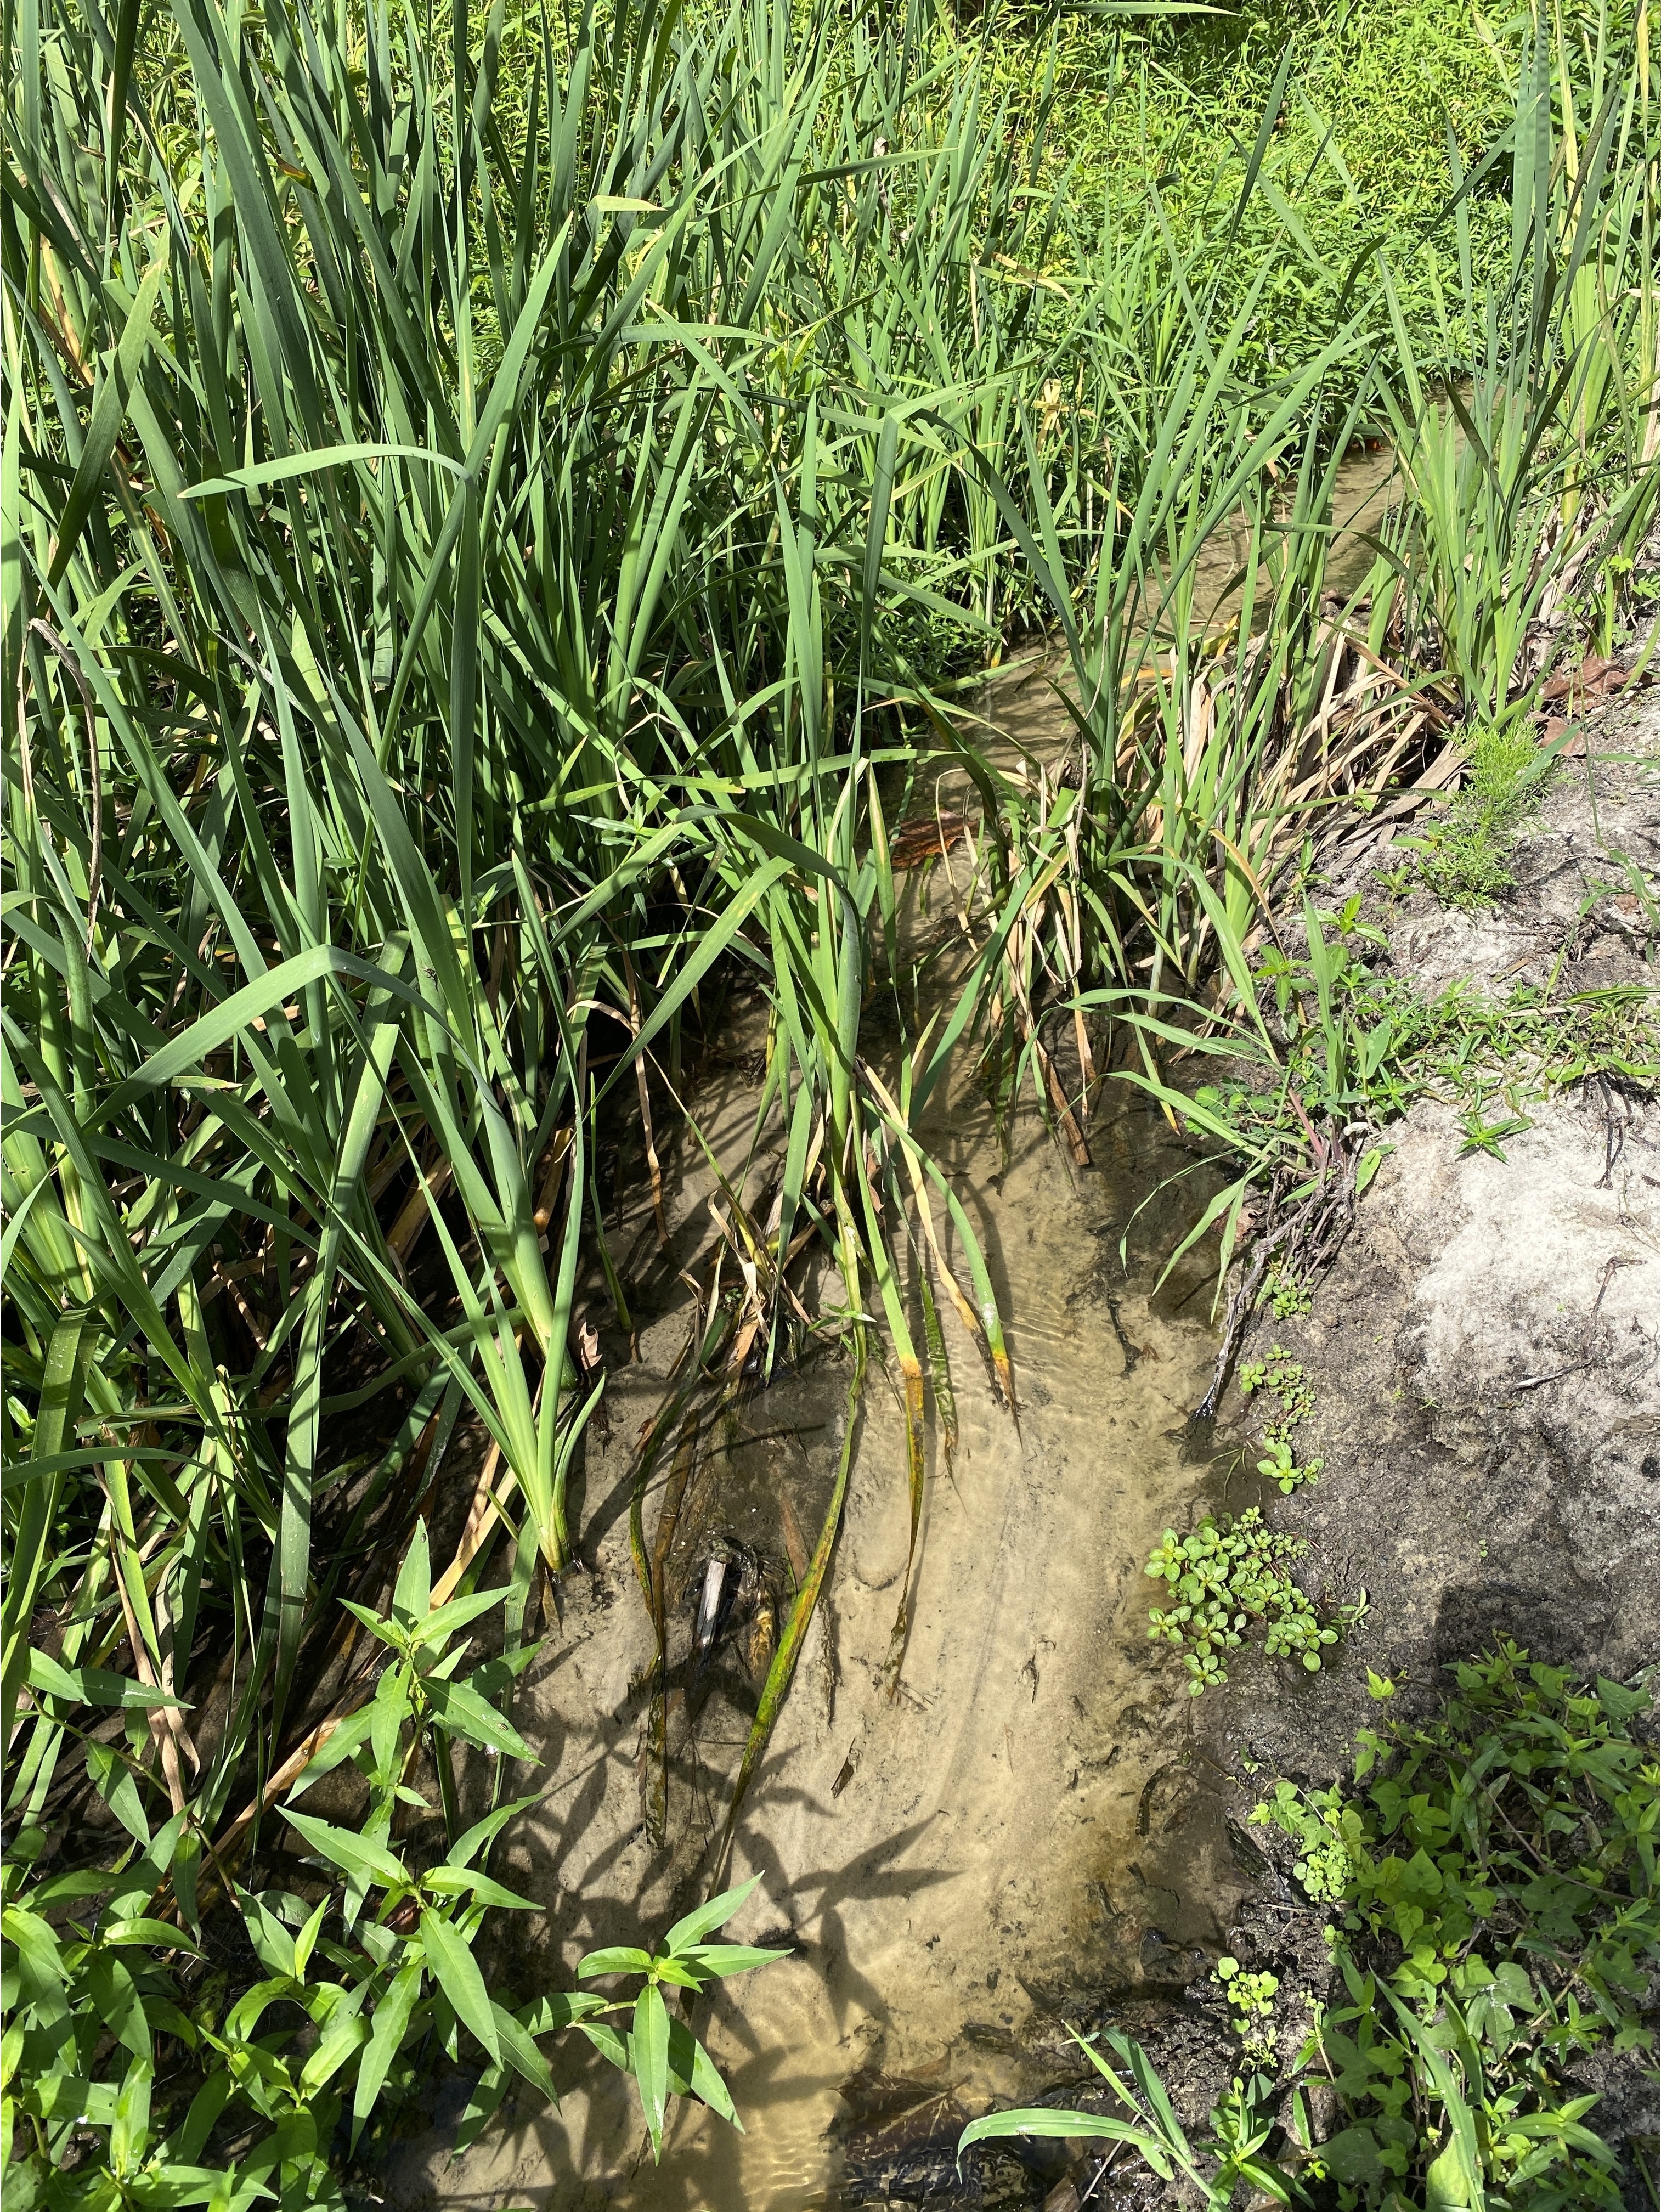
1064, 684, 1659, 2208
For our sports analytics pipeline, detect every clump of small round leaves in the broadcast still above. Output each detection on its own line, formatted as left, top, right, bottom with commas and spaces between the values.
1213, 1955, 1281, 2064
1145, 1509, 1337, 1693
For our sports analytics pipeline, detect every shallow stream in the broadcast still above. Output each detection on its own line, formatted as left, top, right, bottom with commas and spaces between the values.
389, 851, 1267, 2212
385, 442, 1409, 2212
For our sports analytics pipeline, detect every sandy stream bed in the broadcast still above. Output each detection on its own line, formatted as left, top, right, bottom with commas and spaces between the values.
377, 679, 1658, 2211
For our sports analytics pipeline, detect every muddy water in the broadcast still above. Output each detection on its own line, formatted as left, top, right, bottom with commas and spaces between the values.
615, 1073, 1239, 2212
380, 441, 1413, 2212
1151, 435, 1403, 642
371, 440, 1428, 2204
386, 804, 1269, 2210
980, 435, 1402, 715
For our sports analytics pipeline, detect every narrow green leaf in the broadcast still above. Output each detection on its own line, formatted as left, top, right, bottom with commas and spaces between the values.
353, 1962, 423, 2138
285, 1810, 408, 1890
631, 1983, 670, 2157
419, 1908, 500, 2063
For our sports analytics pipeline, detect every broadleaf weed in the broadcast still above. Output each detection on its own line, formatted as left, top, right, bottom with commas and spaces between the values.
1145, 1508, 1346, 1693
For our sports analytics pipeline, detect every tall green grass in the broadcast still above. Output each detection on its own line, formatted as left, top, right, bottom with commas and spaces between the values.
0, 0, 1351, 1869
961, 0, 1655, 1285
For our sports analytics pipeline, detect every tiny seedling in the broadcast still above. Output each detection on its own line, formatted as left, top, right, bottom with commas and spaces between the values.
1214, 1957, 1280, 2066
1263, 1262, 1313, 1319
1458, 1107, 1533, 1158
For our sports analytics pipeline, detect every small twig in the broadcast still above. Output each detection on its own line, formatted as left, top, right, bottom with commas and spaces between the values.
1595, 1076, 1630, 1190
1078, 2140, 1126, 2204
1196, 1180, 1325, 1418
